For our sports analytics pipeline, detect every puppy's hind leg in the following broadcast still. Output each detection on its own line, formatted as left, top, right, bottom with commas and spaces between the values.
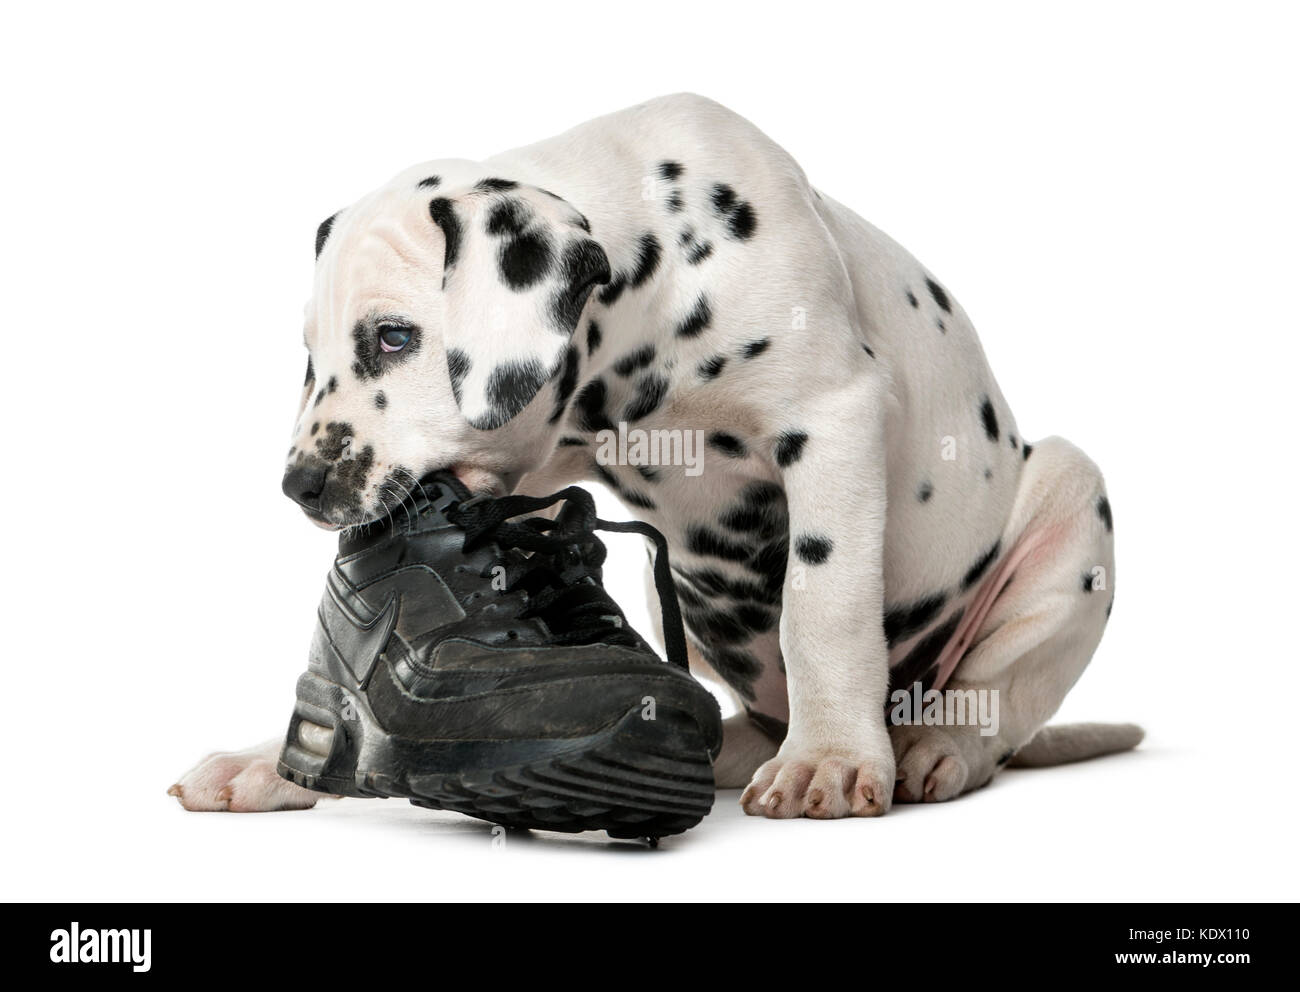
891, 437, 1134, 802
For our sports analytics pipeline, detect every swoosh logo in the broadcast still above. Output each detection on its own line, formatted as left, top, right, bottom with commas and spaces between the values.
322, 573, 397, 689
323, 564, 466, 687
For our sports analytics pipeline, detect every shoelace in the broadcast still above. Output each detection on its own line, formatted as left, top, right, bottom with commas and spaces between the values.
442, 485, 688, 670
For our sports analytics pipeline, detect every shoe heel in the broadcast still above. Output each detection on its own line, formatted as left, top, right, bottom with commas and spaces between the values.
276, 671, 368, 797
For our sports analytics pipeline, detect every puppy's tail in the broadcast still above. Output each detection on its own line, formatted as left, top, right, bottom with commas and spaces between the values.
1007, 722, 1144, 768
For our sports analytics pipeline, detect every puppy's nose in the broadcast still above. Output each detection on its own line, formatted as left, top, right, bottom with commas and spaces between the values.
282, 462, 328, 512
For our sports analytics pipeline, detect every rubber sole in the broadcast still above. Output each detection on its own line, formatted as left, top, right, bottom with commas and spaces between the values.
277, 670, 717, 839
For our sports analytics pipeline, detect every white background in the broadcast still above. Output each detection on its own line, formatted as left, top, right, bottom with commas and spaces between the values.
3, 0, 1296, 901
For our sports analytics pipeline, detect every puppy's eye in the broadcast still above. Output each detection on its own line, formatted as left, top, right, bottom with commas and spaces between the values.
378, 325, 412, 353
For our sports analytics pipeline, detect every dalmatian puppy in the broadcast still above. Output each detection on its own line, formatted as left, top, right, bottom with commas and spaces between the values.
171, 94, 1140, 819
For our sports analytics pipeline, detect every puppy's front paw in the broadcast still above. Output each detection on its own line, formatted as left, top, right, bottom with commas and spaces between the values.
169, 739, 324, 812
740, 744, 895, 819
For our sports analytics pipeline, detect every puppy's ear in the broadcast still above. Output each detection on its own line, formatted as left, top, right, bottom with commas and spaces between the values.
428, 182, 608, 430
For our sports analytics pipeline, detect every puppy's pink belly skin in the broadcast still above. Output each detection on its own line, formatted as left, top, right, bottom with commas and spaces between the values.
888, 524, 1057, 691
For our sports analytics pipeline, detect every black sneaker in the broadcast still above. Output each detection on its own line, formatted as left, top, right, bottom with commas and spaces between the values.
276, 472, 722, 839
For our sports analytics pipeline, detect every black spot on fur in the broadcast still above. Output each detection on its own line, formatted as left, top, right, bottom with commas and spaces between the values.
984, 467, 993, 481
667, 191, 684, 212
623, 489, 657, 511
629, 233, 662, 288
498, 229, 554, 290
862, 342, 876, 358
686, 239, 713, 265
918, 481, 933, 502
996, 750, 1014, 766
374, 391, 386, 410
551, 239, 610, 331
980, 395, 1000, 442
925, 276, 952, 313
889, 609, 965, 694
711, 184, 738, 212
310, 421, 320, 436
742, 338, 770, 359
593, 464, 657, 512
417, 175, 441, 189
658, 160, 684, 181
728, 202, 757, 240
1009, 434, 1018, 449
676, 562, 782, 608
586, 320, 602, 356
733, 603, 777, 634
596, 275, 626, 307
718, 482, 786, 538
304, 357, 314, 386
313, 388, 325, 407
623, 373, 668, 421
962, 540, 1001, 590
676, 296, 712, 338
1082, 572, 1098, 593
315, 213, 338, 259
696, 643, 762, 702
474, 177, 518, 192
613, 344, 656, 377
884, 592, 948, 647
446, 348, 471, 406
574, 378, 614, 433
681, 603, 754, 645
774, 430, 808, 468
327, 376, 338, 393
748, 538, 789, 594
1023, 442, 1034, 460
710, 183, 758, 240
472, 359, 549, 429
1097, 495, 1113, 533
485, 198, 529, 237
428, 198, 462, 274
795, 534, 833, 565
906, 289, 919, 308
547, 344, 581, 424
936, 319, 946, 333
708, 432, 747, 458
314, 421, 356, 461
687, 525, 752, 563
698, 355, 727, 379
